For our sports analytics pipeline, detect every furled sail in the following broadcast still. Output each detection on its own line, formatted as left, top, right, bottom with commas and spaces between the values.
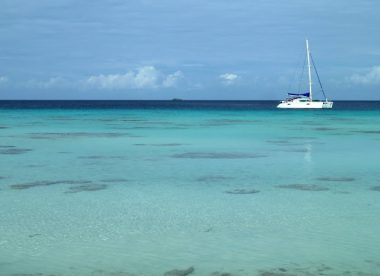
287, 92, 310, 97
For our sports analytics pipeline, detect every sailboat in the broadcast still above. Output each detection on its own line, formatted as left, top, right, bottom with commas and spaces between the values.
277, 39, 333, 109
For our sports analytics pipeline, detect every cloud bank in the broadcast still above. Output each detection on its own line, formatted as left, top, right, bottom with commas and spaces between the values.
219, 73, 240, 86
163, 71, 184, 87
349, 66, 380, 85
86, 66, 183, 90
27, 77, 67, 89
0, 76, 8, 84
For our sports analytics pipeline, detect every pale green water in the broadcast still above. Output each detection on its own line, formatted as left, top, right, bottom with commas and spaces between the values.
1, 107, 380, 275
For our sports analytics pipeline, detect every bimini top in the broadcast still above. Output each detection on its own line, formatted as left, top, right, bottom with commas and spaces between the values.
287, 92, 310, 97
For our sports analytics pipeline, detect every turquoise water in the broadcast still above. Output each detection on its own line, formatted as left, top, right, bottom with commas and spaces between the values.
1, 105, 380, 275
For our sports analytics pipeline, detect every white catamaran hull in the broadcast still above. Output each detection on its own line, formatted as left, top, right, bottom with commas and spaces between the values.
277, 101, 333, 109
277, 39, 333, 109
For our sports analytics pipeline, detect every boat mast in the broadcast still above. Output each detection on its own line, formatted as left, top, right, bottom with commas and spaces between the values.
306, 39, 312, 100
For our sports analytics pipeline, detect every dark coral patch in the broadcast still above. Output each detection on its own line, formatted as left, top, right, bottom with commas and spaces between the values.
100, 178, 129, 183
276, 184, 329, 191
328, 117, 355, 122
284, 136, 317, 140
217, 119, 257, 123
7, 273, 46, 276
121, 118, 148, 122
225, 188, 260, 194
28, 233, 42, 238
314, 127, 339, 131
164, 266, 194, 276
266, 140, 291, 145
49, 116, 77, 121
210, 272, 234, 276
317, 177, 355, 182
280, 148, 309, 153
134, 143, 185, 147
334, 191, 351, 194
202, 119, 258, 126
370, 186, 380, 191
258, 264, 335, 276
266, 139, 290, 145
25, 164, 46, 168
10, 180, 92, 190
78, 155, 126, 160
258, 271, 291, 276
65, 184, 107, 193
152, 143, 185, 146
196, 176, 234, 182
0, 148, 32, 155
28, 132, 130, 139
172, 152, 266, 159
352, 130, 380, 134
91, 269, 137, 276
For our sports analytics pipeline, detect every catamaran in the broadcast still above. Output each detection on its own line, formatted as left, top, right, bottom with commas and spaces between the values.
277, 39, 333, 109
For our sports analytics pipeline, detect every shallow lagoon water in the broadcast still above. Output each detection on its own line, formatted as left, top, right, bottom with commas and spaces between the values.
1, 101, 380, 275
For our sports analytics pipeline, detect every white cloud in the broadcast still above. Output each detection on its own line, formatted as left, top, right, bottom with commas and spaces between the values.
27, 77, 67, 89
86, 66, 183, 90
182, 63, 205, 68
133, 66, 160, 88
349, 66, 380, 85
219, 73, 240, 86
0, 76, 8, 84
163, 71, 184, 87
86, 66, 158, 89
87, 72, 135, 89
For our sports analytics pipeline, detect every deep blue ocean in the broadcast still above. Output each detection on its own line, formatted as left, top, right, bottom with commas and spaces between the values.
1, 100, 380, 110
1, 101, 380, 275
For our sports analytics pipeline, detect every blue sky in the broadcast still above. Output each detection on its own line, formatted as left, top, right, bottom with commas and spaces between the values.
0, 0, 379, 100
